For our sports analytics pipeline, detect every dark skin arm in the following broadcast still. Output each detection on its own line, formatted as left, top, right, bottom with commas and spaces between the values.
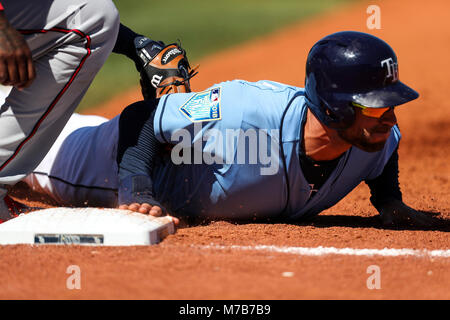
0, 11, 35, 89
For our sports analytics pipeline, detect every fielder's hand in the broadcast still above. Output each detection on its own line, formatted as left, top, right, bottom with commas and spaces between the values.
119, 202, 179, 226
378, 199, 439, 228
0, 12, 35, 89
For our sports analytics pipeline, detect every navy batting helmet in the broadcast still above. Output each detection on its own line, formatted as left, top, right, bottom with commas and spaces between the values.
304, 31, 419, 129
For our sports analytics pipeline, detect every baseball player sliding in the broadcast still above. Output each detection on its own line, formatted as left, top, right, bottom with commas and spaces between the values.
0, 0, 193, 223
18, 31, 438, 227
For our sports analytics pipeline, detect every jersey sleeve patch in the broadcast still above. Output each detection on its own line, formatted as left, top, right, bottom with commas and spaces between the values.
179, 87, 221, 122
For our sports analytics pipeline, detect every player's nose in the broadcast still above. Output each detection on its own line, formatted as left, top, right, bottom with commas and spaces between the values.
379, 107, 397, 126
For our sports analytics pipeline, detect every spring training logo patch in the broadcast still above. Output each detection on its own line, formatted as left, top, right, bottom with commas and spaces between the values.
180, 87, 222, 122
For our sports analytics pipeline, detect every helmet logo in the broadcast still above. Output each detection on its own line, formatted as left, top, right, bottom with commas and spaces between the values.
381, 58, 398, 81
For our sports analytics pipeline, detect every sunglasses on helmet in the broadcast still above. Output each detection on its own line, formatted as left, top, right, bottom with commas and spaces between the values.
352, 102, 393, 118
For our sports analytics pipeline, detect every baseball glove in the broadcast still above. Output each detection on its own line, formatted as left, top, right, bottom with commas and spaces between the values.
135, 37, 198, 100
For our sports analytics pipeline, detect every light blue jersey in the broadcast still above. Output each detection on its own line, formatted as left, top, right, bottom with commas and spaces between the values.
26, 80, 400, 220
152, 80, 400, 220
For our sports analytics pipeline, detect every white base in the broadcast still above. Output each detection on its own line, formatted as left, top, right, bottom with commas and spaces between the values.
0, 207, 175, 246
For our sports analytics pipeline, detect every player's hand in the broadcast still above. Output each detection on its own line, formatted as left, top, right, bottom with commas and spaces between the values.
119, 202, 179, 226
378, 199, 439, 228
0, 12, 36, 89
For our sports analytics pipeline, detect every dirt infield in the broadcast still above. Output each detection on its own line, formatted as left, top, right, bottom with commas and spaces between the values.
1, 0, 449, 299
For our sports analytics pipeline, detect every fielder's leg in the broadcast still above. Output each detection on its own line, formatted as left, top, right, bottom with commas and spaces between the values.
0, 0, 120, 221
23, 113, 110, 204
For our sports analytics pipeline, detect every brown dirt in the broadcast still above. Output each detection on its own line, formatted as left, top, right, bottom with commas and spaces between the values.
1, 0, 449, 299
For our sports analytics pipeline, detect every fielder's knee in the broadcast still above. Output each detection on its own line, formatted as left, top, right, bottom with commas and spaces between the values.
78, 0, 120, 49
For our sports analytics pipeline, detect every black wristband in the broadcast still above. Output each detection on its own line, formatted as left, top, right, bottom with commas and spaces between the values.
366, 147, 402, 210
112, 23, 143, 69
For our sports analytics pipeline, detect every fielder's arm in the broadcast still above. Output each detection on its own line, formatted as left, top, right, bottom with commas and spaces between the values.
112, 23, 196, 100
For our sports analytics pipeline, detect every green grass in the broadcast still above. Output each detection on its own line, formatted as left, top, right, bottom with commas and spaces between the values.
77, 0, 354, 112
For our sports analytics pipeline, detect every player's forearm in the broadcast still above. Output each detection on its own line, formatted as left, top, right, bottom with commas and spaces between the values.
117, 100, 164, 208
118, 144, 162, 207
365, 147, 402, 211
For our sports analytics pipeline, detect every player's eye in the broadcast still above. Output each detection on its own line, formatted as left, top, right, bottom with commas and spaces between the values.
352, 102, 391, 118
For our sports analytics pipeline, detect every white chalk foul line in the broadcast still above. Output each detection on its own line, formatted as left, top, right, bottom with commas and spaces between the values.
194, 244, 450, 259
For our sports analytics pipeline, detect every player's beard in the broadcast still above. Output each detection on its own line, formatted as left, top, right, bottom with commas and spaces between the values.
337, 126, 390, 153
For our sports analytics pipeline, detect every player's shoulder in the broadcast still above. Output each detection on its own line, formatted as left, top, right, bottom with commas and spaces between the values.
209, 79, 302, 92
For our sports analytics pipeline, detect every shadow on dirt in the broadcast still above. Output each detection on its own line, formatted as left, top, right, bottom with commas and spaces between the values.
299, 213, 450, 232
183, 212, 450, 232
10, 182, 449, 232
